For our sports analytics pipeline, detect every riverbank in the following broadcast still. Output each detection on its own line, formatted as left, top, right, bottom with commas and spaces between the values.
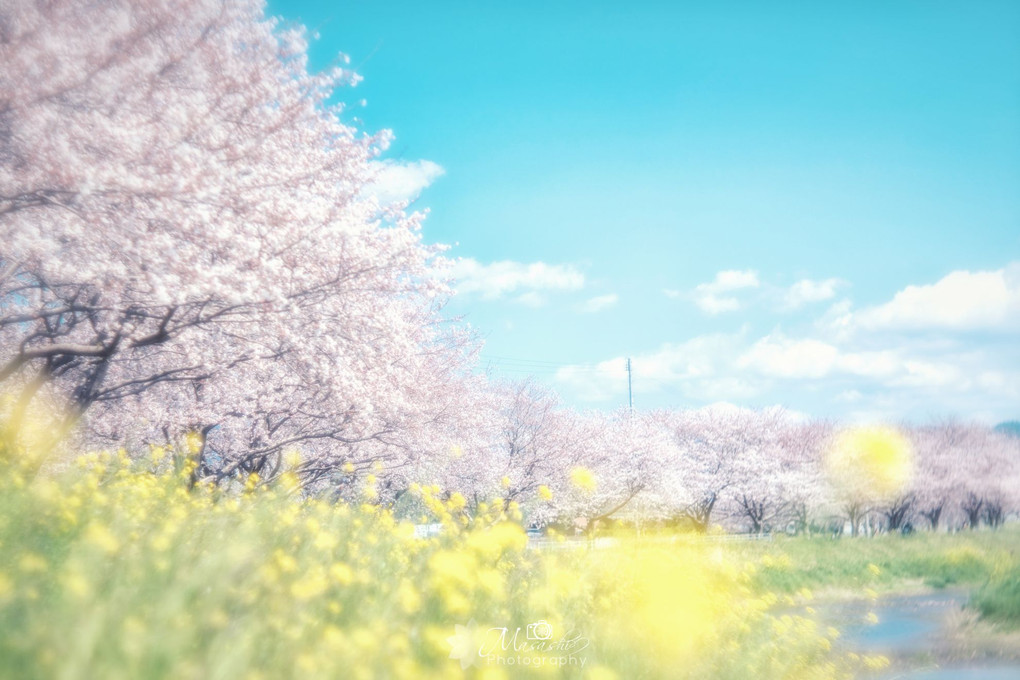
809, 586, 1020, 678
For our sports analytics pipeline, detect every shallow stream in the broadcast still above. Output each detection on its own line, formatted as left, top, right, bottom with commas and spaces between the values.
822, 590, 1020, 679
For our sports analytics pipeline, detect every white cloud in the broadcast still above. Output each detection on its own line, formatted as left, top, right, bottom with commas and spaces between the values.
892, 360, 964, 388
834, 350, 901, 379
783, 278, 843, 310
553, 357, 629, 402
686, 377, 761, 402
578, 293, 619, 313
737, 334, 944, 383
695, 294, 742, 315
553, 333, 754, 404
514, 291, 548, 308
835, 390, 863, 403
713, 270, 761, 290
815, 299, 855, 338
689, 269, 760, 315
449, 258, 585, 300
550, 321, 1019, 419
737, 335, 839, 379
629, 334, 743, 382
738, 342, 1013, 409
366, 159, 445, 205
856, 264, 1020, 331
669, 271, 845, 315
515, 263, 1020, 419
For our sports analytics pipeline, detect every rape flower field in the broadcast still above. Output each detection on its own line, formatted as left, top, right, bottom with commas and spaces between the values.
0, 431, 1015, 680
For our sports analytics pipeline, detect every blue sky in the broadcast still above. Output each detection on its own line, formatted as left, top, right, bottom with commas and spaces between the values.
270, 0, 1020, 422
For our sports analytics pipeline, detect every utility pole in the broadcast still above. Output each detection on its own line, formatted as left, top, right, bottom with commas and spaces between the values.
626, 357, 633, 412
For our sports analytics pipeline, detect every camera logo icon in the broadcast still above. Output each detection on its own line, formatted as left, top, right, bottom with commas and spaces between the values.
527, 620, 553, 640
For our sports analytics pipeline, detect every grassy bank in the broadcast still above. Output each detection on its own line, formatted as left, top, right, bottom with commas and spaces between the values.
973, 565, 1020, 629
724, 527, 1020, 598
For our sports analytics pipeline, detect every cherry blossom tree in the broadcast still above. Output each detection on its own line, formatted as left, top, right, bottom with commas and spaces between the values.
0, 0, 472, 484
910, 423, 970, 530
723, 411, 827, 534
556, 410, 670, 535
905, 423, 1020, 531
955, 427, 1020, 529
652, 406, 753, 532
773, 420, 830, 534
646, 406, 827, 535
823, 426, 914, 537
404, 378, 576, 515
488, 379, 573, 509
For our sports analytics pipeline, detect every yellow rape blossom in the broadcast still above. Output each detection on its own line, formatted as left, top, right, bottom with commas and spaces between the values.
570, 466, 597, 492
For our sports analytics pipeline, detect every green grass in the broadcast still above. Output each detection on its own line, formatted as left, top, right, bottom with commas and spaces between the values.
731, 528, 1020, 630
726, 527, 1020, 596
973, 565, 1020, 627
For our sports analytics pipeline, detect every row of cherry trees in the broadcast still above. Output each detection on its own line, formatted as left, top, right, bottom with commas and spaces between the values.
431, 382, 1020, 535
2, 1, 1017, 536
